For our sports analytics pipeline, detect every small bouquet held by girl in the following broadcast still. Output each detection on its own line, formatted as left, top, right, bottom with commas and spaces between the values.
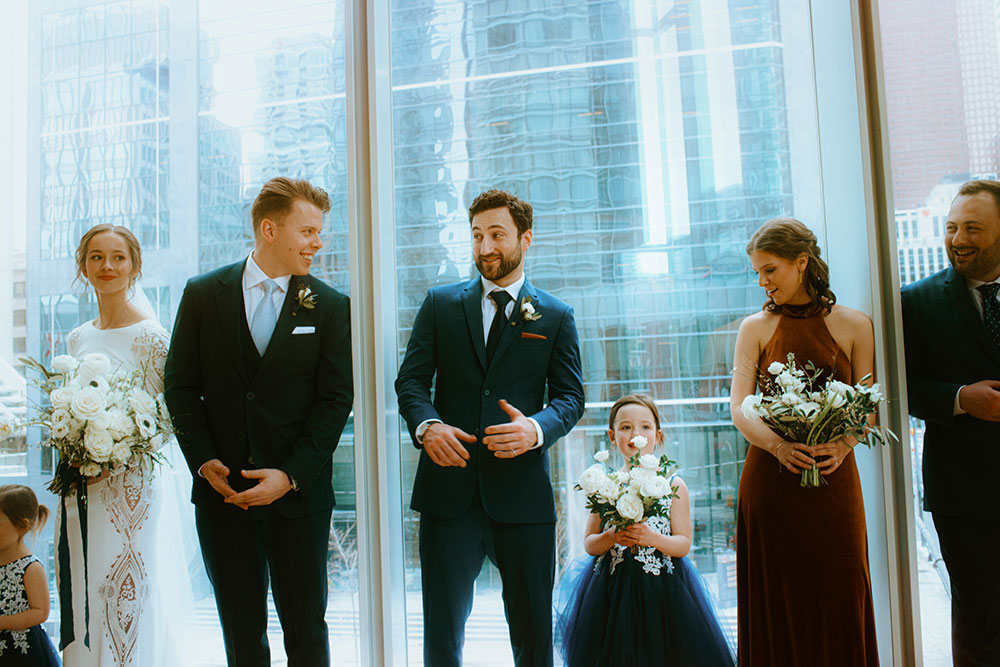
20, 352, 170, 495
558, 395, 735, 667
741, 352, 895, 487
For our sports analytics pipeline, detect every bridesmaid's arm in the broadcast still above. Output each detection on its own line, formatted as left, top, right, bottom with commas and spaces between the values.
0, 562, 49, 631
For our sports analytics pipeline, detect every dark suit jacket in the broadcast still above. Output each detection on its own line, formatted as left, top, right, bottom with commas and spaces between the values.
395, 277, 585, 524
901, 266, 1000, 517
164, 261, 353, 517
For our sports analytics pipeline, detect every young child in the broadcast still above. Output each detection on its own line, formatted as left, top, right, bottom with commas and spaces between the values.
559, 394, 735, 666
0, 485, 61, 666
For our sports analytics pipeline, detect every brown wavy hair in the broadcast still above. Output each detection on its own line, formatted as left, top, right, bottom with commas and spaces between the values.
468, 189, 533, 236
74, 224, 143, 289
746, 217, 836, 314
0, 485, 49, 538
608, 394, 662, 435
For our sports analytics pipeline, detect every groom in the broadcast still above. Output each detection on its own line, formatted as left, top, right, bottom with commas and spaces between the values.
395, 189, 585, 667
164, 177, 353, 665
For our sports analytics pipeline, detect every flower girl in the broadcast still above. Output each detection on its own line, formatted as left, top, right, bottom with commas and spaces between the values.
559, 394, 735, 666
0, 485, 60, 666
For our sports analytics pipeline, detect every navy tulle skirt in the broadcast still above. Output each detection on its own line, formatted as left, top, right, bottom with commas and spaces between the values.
557, 549, 735, 667
0, 626, 61, 666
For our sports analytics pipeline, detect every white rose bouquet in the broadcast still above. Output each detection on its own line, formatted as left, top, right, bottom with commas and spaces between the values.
575, 436, 680, 532
20, 354, 170, 495
741, 353, 896, 487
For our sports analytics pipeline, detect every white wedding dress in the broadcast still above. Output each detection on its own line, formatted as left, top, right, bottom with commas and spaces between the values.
58, 319, 183, 666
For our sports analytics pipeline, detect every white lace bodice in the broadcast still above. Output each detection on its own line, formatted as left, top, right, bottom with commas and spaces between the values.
596, 477, 678, 577
67, 319, 170, 395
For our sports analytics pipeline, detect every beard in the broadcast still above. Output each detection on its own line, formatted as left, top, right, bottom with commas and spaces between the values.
948, 235, 1000, 280
475, 244, 523, 282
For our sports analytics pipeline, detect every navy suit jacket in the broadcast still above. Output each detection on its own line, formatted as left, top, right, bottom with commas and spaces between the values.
395, 277, 585, 523
164, 261, 354, 517
901, 267, 1000, 517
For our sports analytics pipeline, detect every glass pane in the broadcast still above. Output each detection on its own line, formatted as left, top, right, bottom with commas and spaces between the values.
19, 0, 356, 663
390, 0, 821, 663
878, 1, 996, 663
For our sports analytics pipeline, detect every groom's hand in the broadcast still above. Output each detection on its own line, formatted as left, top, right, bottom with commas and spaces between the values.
201, 459, 248, 510
225, 469, 292, 509
484, 399, 538, 459
423, 423, 476, 467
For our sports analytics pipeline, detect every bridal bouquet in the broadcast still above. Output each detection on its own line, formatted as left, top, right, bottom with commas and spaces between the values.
575, 436, 679, 531
741, 353, 895, 487
20, 353, 170, 495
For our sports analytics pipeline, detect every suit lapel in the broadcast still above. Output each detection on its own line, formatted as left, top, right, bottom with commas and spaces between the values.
489, 279, 535, 368
944, 268, 1000, 367
255, 275, 300, 379
463, 278, 487, 371
214, 262, 249, 385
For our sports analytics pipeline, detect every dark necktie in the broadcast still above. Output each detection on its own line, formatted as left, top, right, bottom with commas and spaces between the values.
486, 290, 513, 365
978, 282, 1000, 348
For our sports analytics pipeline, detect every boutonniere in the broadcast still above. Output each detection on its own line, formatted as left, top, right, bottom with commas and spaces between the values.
515, 296, 542, 324
293, 283, 317, 316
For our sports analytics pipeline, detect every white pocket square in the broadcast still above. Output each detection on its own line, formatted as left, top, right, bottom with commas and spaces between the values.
292, 326, 316, 335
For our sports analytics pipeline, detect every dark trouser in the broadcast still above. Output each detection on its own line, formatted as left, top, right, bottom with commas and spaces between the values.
933, 513, 1000, 666
195, 505, 333, 667
419, 495, 555, 667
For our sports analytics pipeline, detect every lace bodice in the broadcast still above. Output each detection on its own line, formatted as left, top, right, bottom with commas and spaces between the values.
67, 319, 170, 395
596, 477, 678, 577
0, 555, 40, 655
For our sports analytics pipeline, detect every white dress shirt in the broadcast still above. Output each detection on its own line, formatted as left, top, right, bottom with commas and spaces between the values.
954, 276, 1000, 415
416, 273, 544, 448
243, 253, 292, 327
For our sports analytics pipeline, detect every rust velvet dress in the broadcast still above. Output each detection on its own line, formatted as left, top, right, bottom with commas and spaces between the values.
736, 305, 879, 666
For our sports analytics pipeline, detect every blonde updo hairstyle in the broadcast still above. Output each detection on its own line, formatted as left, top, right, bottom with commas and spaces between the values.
745, 217, 836, 314
74, 224, 143, 290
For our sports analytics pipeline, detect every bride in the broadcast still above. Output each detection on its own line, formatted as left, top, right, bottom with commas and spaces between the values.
58, 224, 179, 665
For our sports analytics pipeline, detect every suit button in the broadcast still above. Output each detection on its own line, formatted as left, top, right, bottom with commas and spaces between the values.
246, 392, 255, 400
483, 389, 491, 396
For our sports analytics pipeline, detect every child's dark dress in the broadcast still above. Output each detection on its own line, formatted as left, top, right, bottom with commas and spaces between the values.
0, 555, 61, 666
558, 512, 735, 666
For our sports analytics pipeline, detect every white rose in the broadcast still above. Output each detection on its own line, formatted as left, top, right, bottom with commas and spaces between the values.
780, 392, 803, 406
596, 478, 621, 503
51, 355, 79, 373
87, 409, 110, 431
613, 470, 631, 484
740, 394, 762, 420
84, 426, 114, 462
112, 438, 133, 464
70, 387, 107, 420
629, 467, 655, 483
639, 454, 659, 470
78, 353, 111, 381
80, 462, 103, 477
51, 408, 72, 425
615, 493, 644, 522
828, 380, 852, 397
864, 384, 884, 403
630, 435, 648, 450
522, 301, 536, 315
128, 389, 158, 417
135, 413, 157, 439
776, 371, 804, 393
578, 464, 608, 494
50, 387, 76, 410
824, 388, 847, 409
51, 421, 71, 439
639, 475, 670, 499
767, 361, 785, 375
107, 407, 135, 440
594, 449, 610, 463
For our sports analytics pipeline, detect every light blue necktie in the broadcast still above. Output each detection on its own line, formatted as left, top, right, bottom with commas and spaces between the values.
250, 279, 280, 356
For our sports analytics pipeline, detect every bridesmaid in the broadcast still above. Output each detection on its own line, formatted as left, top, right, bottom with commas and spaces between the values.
729, 218, 879, 666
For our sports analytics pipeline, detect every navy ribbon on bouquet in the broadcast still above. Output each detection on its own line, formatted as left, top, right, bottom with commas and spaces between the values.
57, 462, 90, 650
